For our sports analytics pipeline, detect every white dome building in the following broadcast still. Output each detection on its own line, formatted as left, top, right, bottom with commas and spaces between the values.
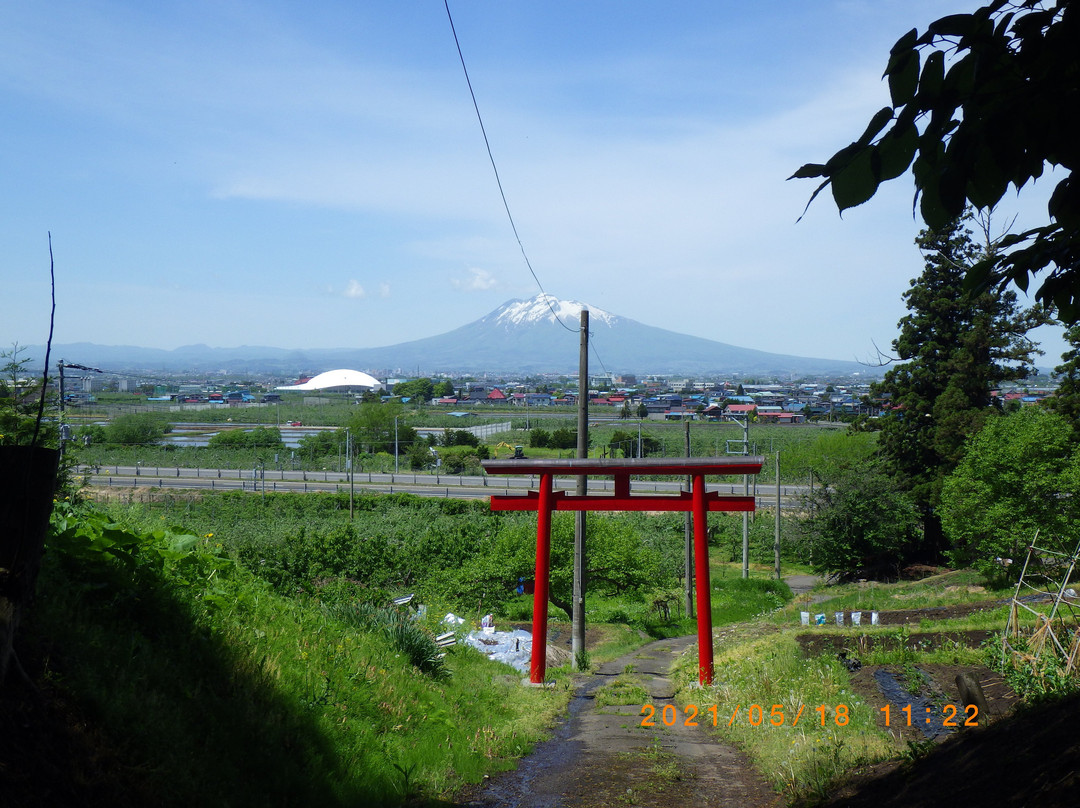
276, 369, 382, 393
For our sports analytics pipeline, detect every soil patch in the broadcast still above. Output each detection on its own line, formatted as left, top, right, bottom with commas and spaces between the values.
843, 663, 1019, 744
791, 601, 1003, 626
795, 629, 997, 658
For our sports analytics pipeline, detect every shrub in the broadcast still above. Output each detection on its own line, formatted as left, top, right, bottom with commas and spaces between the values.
331, 603, 447, 677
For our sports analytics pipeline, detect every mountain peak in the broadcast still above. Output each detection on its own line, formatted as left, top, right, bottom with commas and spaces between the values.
489, 294, 617, 329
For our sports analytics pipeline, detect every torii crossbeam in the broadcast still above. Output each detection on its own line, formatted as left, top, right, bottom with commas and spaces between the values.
482, 456, 764, 685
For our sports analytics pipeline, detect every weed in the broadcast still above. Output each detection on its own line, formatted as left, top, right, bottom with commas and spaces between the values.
575, 648, 591, 672
901, 664, 925, 696
594, 675, 650, 708
390, 760, 419, 800
900, 738, 936, 763
642, 738, 683, 782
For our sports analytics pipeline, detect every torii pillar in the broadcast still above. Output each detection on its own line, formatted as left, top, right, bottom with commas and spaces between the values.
482, 456, 763, 685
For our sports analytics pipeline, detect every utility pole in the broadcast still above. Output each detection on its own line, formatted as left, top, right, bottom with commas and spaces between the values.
684, 419, 694, 618
572, 309, 589, 669
346, 427, 354, 519
742, 470, 750, 579
57, 359, 65, 414
774, 451, 781, 580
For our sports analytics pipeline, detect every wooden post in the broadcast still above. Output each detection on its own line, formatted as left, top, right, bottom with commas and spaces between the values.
684, 419, 694, 618
742, 472, 749, 579
572, 309, 589, 669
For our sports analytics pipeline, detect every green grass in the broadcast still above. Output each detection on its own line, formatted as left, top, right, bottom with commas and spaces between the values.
669, 568, 1080, 803
672, 631, 893, 803
800, 568, 1008, 612
593, 675, 651, 708
34, 503, 574, 806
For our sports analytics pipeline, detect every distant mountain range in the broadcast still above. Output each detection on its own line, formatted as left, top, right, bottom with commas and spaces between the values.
21, 295, 877, 378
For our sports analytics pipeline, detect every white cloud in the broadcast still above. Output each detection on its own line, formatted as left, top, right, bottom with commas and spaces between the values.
452, 268, 498, 292
379, 282, 391, 298
343, 280, 366, 299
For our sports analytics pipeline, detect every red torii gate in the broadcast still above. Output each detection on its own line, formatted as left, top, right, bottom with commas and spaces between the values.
481, 456, 764, 685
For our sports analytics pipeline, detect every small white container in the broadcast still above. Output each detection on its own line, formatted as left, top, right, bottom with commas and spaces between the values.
871, 611, 880, 625
851, 611, 862, 626
800, 611, 810, 626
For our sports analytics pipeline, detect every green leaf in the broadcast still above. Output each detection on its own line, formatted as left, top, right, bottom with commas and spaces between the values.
886, 47, 920, 108
856, 107, 895, 146
967, 144, 1010, 210
941, 52, 977, 103
831, 147, 879, 212
913, 161, 950, 231
787, 162, 827, 180
927, 14, 977, 38
874, 122, 919, 181
917, 50, 946, 104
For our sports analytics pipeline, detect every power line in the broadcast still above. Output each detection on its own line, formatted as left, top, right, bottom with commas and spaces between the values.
442, 1, 578, 334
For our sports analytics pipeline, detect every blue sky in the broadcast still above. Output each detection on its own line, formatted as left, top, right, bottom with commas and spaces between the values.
0, 0, 1068, 367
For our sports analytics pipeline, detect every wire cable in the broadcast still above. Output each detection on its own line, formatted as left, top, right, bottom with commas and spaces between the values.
443, 0, 578, 334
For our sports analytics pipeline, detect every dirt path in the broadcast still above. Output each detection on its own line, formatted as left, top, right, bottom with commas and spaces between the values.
456, 636, 779, 808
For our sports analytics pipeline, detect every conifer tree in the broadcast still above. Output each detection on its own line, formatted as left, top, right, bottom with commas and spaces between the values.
1045, 324, 1080, 436
873, 215, 1046, 558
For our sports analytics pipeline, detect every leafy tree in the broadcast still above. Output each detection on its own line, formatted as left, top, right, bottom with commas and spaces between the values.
392, 378, 434, 403
797, 458, 921, 578
528, 427, 550, 448
636, 402, 648, 419
0, 342, 53, 445
608, 430, 635, 458
434, 445, 488, 474
793, 1, 1080, 320
1044, 323, 1080, 435
208, 426, 285, 449
440, 429, 479, 448
940, 407, 1080, 581
547, 516, 665, 620
407, 440, 435, 470
75, 424, 107, 446
105, 414, 168, 446
872, 215, 1045, 556
297, 429, 340, 460
348, 401, 408, 454
549, 427, 577, 450
432, 379, 456, 398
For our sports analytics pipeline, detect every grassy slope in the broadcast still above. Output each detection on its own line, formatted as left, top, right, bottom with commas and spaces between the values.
22, 518, 574, 807
670, 570, 1046, 804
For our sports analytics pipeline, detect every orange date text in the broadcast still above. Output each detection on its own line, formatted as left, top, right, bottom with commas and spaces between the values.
639, 703, 853, 728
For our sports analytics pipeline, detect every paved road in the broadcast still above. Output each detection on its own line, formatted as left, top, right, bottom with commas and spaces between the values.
459, 636, 779, 808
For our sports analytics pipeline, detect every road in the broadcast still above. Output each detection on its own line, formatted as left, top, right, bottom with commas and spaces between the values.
76, 464, 812, 506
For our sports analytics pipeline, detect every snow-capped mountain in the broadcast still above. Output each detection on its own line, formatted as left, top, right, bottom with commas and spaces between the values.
23, 295, 872, 377
378, 294, 866, 376
489, 295, 617, 330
